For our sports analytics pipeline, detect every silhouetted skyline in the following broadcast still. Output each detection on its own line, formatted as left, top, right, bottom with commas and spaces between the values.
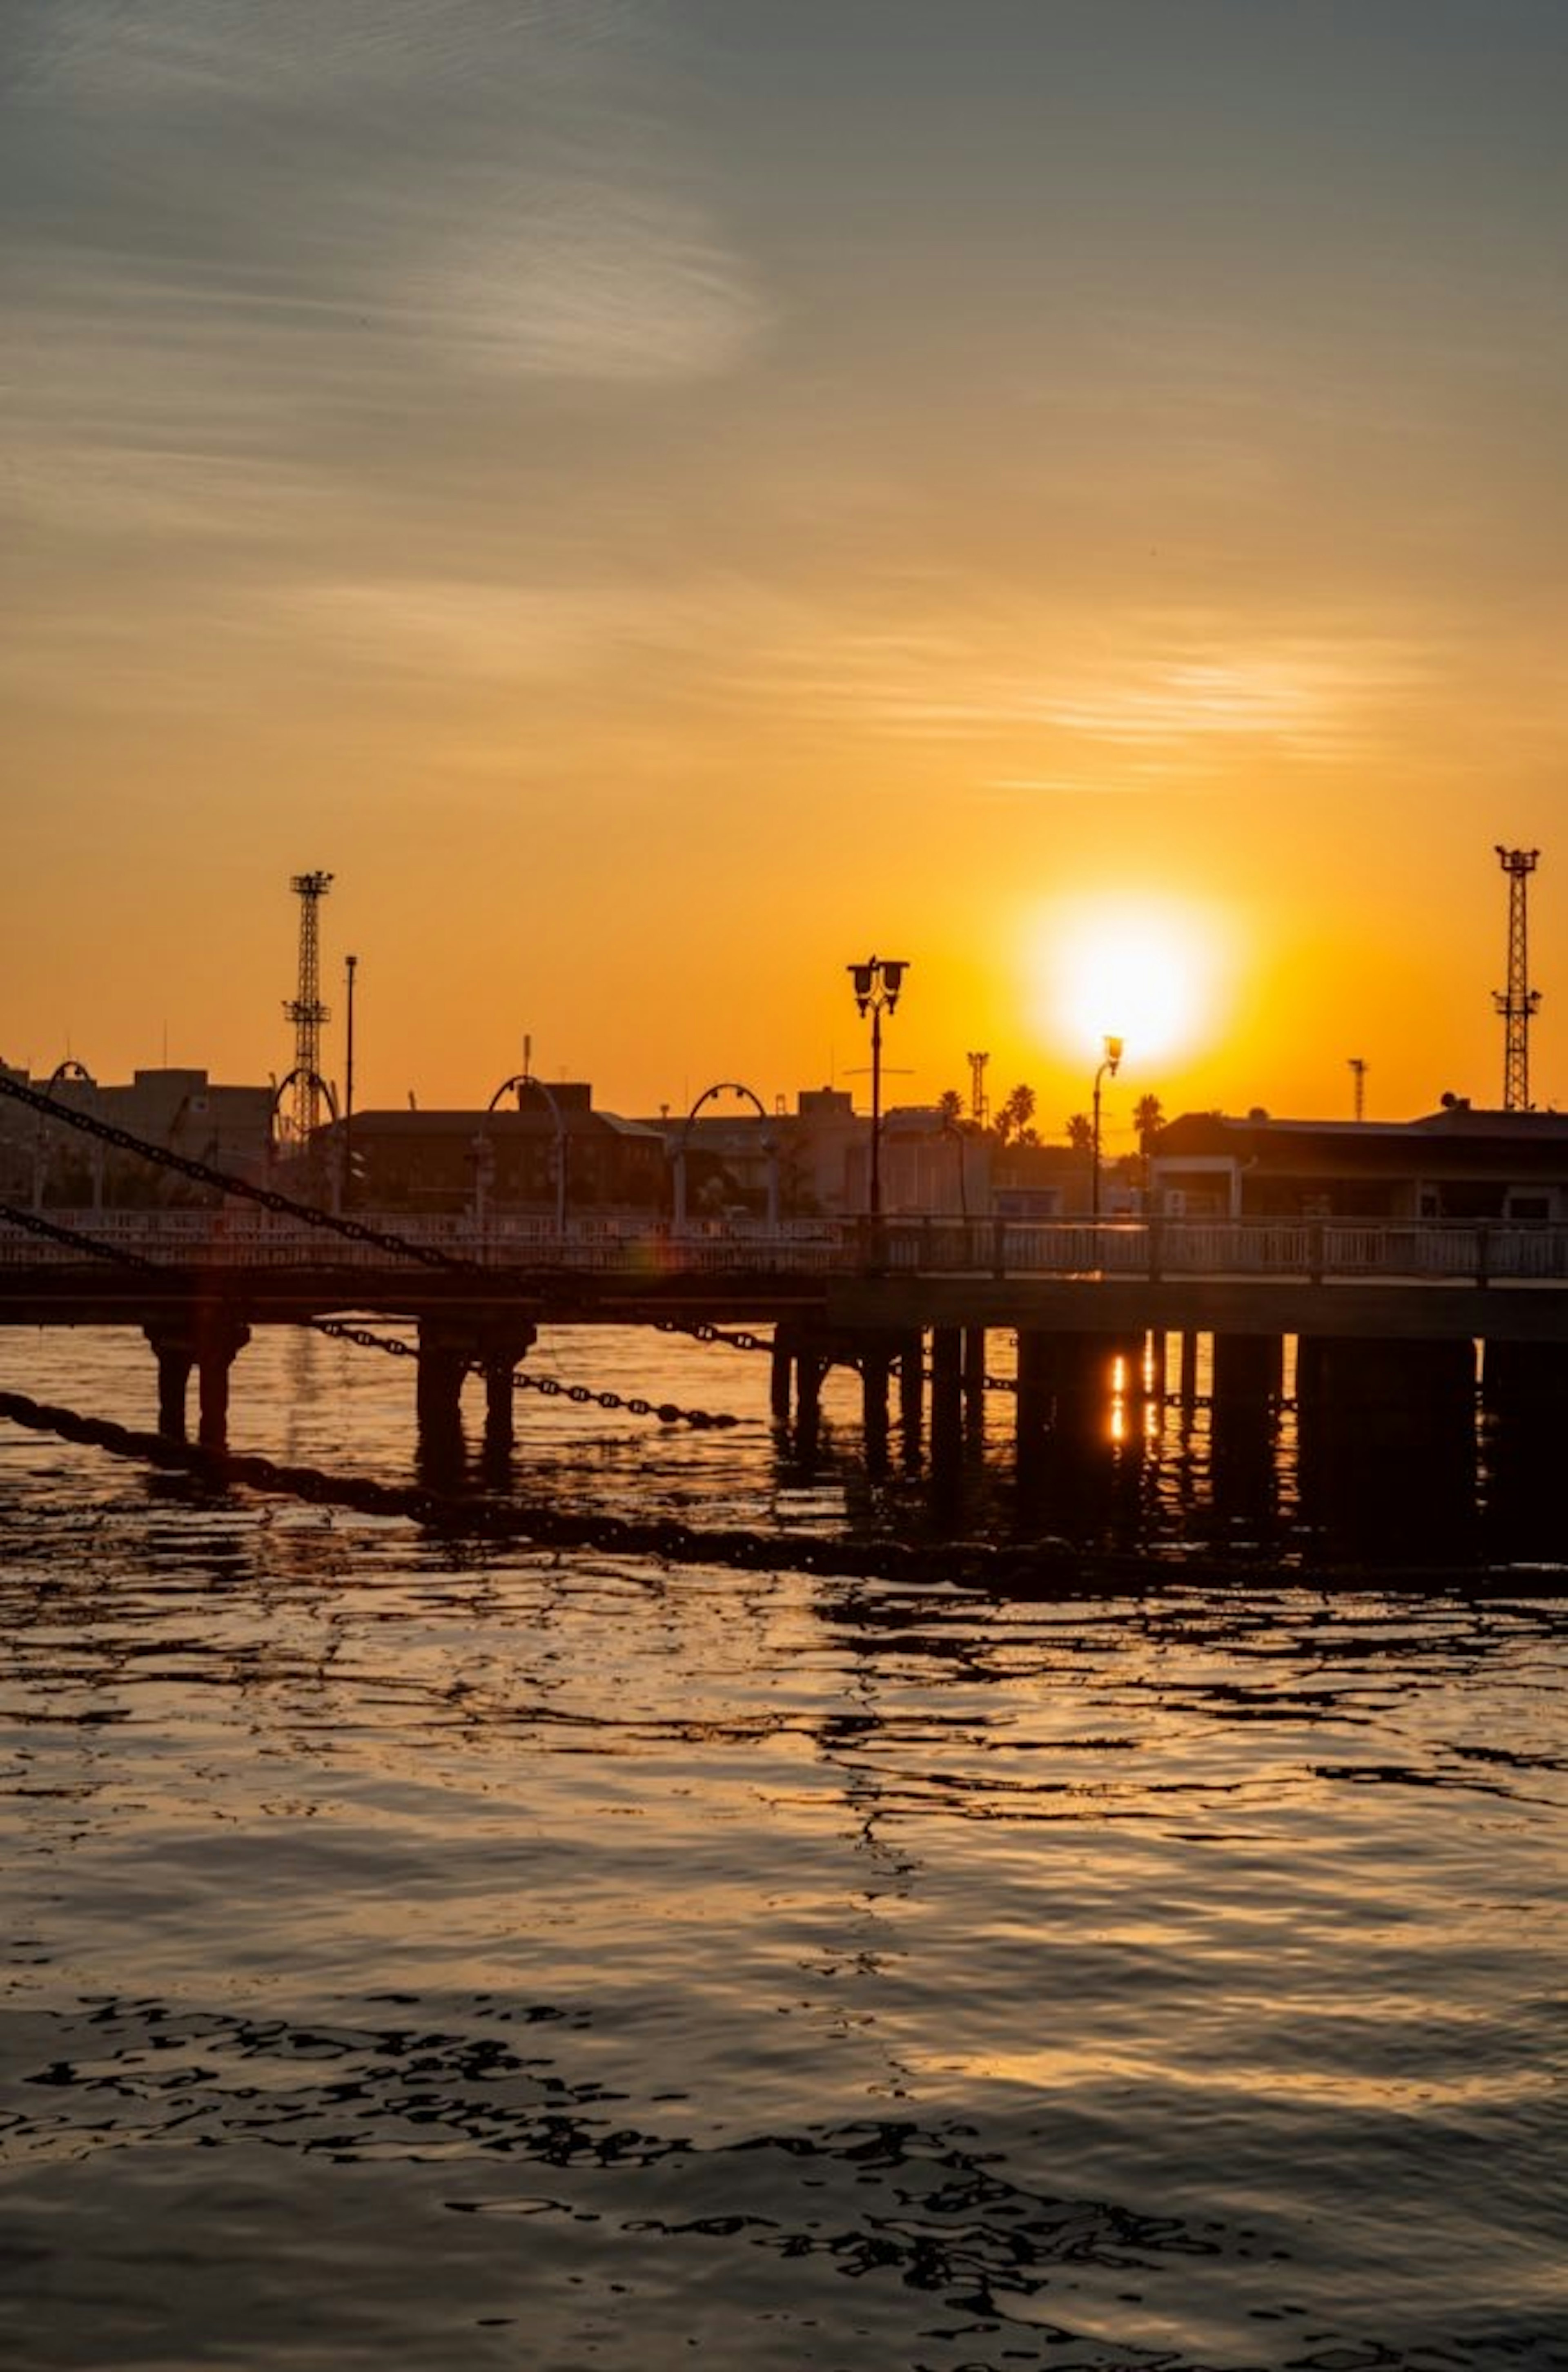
6, 2, 1566, 1126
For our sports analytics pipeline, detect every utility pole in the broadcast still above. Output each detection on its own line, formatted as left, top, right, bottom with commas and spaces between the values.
342, 952, 358, 1207
1493, 846, 1541, 1111
1348, 1057, 1367, 1122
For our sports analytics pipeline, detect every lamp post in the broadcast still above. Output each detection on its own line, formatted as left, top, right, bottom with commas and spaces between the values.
1090, 1034, 1123, 1221
847, 956, 909, 1219
341, 953, 358, 1211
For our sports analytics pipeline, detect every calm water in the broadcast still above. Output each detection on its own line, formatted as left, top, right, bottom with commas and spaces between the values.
2, 1325, 1565, 2370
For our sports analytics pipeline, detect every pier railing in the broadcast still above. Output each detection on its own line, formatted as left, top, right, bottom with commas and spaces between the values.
4, 1210, 1568, 1286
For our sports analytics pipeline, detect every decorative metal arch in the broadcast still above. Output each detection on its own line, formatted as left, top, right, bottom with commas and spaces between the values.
33, 1061, 98, 1209
673, 1081, 778, 1228
272, 1068, 339, 1141
484, 1073, 568, 1229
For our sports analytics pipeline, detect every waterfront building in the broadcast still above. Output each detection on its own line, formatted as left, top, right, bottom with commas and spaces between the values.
317, 1090, 664, 1216
1150, 1103, 1568, 1222
2, 1066, 273, 1206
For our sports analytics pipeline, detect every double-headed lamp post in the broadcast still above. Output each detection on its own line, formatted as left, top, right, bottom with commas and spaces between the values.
847, 956, 909, 1219
1091, 1034, 1124, 1221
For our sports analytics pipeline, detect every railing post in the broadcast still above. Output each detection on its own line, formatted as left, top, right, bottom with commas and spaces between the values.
991, 1217, 1006, 1279
1147, 1215, 1163, 1284
1476, 1220, 1490, 1289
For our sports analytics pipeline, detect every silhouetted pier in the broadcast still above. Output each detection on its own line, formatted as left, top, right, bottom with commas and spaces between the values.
4, 1213, 1568, 1547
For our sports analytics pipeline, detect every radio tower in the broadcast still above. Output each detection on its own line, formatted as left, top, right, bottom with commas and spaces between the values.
1493, 846, 1540, 1111
284, 871, 333, 1146
966, 1050, 990, 1130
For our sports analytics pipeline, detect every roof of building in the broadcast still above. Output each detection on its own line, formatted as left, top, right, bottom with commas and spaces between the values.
321, 1108, 661, 1140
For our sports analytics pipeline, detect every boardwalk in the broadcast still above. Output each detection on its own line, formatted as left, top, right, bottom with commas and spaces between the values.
4, 1207, 1568, 1350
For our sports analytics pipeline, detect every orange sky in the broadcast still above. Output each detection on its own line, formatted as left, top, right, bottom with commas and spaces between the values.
6, 1, 1567, 1160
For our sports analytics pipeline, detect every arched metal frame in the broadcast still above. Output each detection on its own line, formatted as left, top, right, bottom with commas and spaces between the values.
34, 1060, 96, 1211
272, 1067, 340, 1144
486, 1072, 568, 1232
672, 1082, 778, 1229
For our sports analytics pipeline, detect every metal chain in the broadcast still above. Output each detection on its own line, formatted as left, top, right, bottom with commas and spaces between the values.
0, 1198, 164, 1273
309, 1316, 739, 1429
655, 1315, 1023, 1400
0, 1074, 486, 1274
0, 1384, 1522, 1594
0, 1386, 989, 1583
653, 1316, 775, 1354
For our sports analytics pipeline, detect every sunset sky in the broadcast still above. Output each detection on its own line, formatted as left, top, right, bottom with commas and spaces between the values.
7, 0, 1567, 1153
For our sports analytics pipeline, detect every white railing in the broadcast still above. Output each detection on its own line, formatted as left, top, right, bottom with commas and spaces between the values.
5, 1209, 1568, 1285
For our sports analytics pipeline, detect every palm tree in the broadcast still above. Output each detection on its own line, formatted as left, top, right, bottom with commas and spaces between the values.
1134, 1093, 1166, 1153
996, 1083, 1037, 1146
1132, 1093, 1166, 1206
1065, 1112, 1094, 1155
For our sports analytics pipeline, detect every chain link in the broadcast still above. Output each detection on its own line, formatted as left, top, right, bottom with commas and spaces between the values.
653, 1316, 775, 1354
655, 1315, 1019, 1398
309, 1315, 739, 1428
0, 1074, 486, 1274
0, 1384, 1524, 1594
0, 1199, 164, 1273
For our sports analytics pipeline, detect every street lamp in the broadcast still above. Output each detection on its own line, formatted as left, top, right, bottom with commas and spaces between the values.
847, 956, 908, 1219
341, 953, 358, 1211
1091, 1034, 1123, 1221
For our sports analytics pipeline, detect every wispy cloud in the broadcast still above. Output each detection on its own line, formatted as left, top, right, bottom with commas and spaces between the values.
5, 0, 767, 517
733, 614, 1434, 775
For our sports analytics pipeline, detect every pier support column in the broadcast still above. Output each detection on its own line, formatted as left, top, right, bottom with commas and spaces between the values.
931, 1326, 964, 1505
1016, 1329, 1054, 1503
1296, 1334, 1477, 1557
1209, 1332, 1283, 1525
1014, 1330, 1121, 1518
145, 1313, 251, 1447
195, 1318, 252, 1449
1211, 1333, 1283, 1431
146, 1328, 194, 1441
860, 1343, 890, 1478
771, 1326, 794, 1423
478, 1323, 537, 1453
898, 1333, 925, 1462
963, 1326, 987, 1432
1480, 1340, 1568, 1556
416, 1322, 470, 1439
793, 1336, 828, 1461
1177, 1331, 1202, 1422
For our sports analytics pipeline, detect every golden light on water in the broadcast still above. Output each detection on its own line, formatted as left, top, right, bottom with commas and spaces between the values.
1022, 896, 1237, 1070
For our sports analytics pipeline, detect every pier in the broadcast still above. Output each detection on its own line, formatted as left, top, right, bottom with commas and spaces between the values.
3, 1211, 1567, 1540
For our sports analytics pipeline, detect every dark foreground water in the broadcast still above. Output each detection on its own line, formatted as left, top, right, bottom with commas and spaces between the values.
2, 1326, 1565, 2370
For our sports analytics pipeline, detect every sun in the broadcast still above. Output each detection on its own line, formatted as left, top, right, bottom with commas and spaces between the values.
1022, 895, 1229, 1068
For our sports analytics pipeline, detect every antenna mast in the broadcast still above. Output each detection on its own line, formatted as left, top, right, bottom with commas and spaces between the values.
1348, 1057, 1367, 1122
966, 1050, 990, 1130
285, 871, 333, 1146
1493, 846, 1540, 1111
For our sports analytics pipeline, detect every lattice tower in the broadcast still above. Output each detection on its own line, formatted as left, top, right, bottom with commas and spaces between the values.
285, 871, 333, 1145
966, 1050, 990, 1130
1492, 846, 1540, 1111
